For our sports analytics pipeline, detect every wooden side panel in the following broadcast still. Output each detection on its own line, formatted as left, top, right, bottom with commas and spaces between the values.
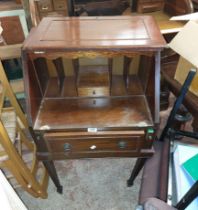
22, 54, 43, 125
33, 58, 49, 95
138, 55, 155, 120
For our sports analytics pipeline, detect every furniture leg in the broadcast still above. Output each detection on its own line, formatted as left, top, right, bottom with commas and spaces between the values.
43, 160, 63, 194
67, 0, 75, 16
131, 0, 138, 11
127, 158, 147, 187
29, 129, 63, 193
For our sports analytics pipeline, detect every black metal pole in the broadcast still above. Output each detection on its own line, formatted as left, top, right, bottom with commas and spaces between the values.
174, 129, 198, 140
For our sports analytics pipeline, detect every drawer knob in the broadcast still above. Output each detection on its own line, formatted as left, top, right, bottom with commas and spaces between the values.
90, 145, 97, 150
42, 6, 49, 10
118, 141, 127, 149
63, 143, 71, 151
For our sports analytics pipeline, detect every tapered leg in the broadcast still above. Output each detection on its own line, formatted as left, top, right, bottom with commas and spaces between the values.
127, 158, 147, 187
43, 160, 63, 194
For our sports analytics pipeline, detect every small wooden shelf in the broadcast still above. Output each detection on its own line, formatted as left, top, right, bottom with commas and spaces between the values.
77, 65, 110, 97
44, 74, 144, 98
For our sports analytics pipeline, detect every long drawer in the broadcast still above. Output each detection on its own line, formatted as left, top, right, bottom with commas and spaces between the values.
43, 130, 154, 159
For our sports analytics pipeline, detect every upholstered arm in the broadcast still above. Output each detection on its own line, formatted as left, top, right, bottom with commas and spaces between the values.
164, 0, 194, 16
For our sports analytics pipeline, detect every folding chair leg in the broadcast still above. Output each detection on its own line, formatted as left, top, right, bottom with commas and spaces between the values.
4, 160, 39, 198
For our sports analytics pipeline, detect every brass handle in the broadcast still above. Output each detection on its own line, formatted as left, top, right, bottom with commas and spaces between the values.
63, 143, 71, 151
42, 6, 49, 10
118, 141, 127, 149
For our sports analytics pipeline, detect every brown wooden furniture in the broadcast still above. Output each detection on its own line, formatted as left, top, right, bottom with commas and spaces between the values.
0, 61, 48, 198
22, 16, 165, 192
29, 0, 69, 25
132, 0, 194, 14
134, 0, 164, 13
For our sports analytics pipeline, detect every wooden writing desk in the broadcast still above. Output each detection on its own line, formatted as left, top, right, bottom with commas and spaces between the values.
22, 16, 165, 192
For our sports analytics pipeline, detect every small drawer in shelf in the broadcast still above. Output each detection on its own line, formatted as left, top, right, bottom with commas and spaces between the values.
53, 0, 67, 11
37, 0, 53, 12
78, 87, 109, 97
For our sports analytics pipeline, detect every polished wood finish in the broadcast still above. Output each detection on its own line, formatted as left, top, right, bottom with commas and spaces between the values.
22, 16, 165, 190
23, 16, 165, 52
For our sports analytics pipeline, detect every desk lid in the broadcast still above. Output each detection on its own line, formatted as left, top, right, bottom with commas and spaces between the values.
23, 16, 166, 53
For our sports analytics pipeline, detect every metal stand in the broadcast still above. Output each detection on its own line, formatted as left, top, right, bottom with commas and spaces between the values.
159, 69, 198, 209
159, 69, 197, 142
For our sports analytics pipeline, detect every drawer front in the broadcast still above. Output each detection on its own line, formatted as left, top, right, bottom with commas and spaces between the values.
78, 87, 110, 97
138, 1, 164, 13
40, 130, 155, 159
53, 0, 67, 11
37, 0, 53, 12
40, 11, 67, 19
47, 137, 140, 153
44, 130, 155, 156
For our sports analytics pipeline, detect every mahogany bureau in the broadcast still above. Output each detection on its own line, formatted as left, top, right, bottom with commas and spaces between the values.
22, 16, 165, 192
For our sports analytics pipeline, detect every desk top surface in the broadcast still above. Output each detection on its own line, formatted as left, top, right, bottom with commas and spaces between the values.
23, 16, 166, 52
